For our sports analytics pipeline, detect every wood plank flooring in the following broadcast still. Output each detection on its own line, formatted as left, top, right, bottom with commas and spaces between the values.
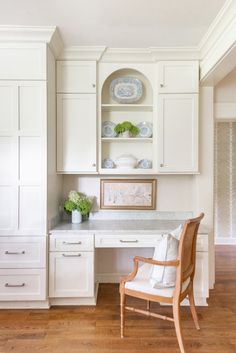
0, 245, 235, 353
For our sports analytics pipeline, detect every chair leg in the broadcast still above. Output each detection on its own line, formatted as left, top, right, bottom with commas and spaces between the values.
147, 300, 150, 310
173, 300, 186, 353
188, 283, 200, 330
120, 291, 125, 338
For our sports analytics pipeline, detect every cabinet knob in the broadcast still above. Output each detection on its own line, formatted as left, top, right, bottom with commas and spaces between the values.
160, 163, 164, 167
160, 84, 164, 88
92, 84, 96, 88
92, 163, 96, 167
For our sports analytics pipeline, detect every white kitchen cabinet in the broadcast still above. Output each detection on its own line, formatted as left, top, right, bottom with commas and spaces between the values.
0, 237, 46, 269
0, 81, 47, 236
49, 252, 94, 298
57, 93, 97, 173
57, 61, 96, 93
0, 268, 46, 301
158, 94, 198, 173
158, 61, 199, 93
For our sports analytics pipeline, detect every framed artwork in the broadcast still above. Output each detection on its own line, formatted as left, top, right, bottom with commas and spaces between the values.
100, 179, 157, 210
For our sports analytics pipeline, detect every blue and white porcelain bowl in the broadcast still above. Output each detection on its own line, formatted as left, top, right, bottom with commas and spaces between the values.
138, 159, 152, 169
102, 158, 115, 169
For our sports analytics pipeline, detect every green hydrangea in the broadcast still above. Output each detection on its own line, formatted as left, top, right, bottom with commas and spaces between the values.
68, 191, 81, 205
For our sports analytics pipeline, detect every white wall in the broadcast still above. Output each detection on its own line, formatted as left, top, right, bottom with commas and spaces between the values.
62, 175, 195, 213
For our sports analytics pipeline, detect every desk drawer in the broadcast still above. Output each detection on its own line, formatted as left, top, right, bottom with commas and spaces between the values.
0, 237, 46, 268
95, 234, 162, 248
95, 233, 208, 251
0, 269, 46, 301
50, 234, 94, 252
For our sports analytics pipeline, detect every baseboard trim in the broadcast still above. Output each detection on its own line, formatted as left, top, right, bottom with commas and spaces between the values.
0, 300, 50, 309
50, 283, 99, 306
96, 273, 125, 283
215, 237, 236, 245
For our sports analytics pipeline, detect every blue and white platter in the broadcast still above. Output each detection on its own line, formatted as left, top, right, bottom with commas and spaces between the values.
136, 122, 153, 138
102, 121, 117, 138
102, 158, 115, 169
137, 159, 152, 169
109, 77, 143, 104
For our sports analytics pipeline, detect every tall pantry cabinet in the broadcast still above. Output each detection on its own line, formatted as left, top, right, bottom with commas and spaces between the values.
0, 43, 62, 308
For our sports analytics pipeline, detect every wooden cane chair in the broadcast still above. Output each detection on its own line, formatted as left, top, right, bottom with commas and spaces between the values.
119, 213, 204, 353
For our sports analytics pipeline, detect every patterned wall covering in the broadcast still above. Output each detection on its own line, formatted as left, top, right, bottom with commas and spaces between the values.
215, 122, 236, 241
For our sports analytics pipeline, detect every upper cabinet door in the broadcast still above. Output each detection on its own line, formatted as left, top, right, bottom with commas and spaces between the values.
158, 61, 199, 93
158, 94, 198, 173
57, 94, 97, 173
57, 61, 96, 93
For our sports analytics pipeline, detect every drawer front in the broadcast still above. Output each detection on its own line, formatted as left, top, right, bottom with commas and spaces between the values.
95, 233, 208, 251
49, 252, 94, 298
95, 234, 162, 248
0, 237, 46, 268
50, 234, 94, 252
0, 269, 46, 300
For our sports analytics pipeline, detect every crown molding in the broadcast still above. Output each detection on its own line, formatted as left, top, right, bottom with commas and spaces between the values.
0, 25, 64, 58
199, 0, 236, 82
58, 46, 106, 61
149, 47, 199, 61
100, 47, 154, 62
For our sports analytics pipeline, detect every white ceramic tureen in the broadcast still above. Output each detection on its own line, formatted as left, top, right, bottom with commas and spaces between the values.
115, 154, 137, 169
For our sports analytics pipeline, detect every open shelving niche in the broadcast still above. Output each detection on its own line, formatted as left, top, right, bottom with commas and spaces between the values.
99, 67, 157, 174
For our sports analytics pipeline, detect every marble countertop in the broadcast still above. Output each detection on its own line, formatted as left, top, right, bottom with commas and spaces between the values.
51, 220, 208, 234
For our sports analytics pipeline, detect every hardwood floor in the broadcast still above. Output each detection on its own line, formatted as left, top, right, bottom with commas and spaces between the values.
0, 245, 235, 353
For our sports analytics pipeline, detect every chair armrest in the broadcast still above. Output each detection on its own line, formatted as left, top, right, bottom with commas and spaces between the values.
120, 256, 179, 287
134, 256, 179, 267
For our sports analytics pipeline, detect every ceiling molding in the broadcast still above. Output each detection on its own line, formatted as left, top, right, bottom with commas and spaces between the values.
100, 47, 154, 63
149, 47, 199, 61
58, 46, 106, 61
199, 0, 236, 83
96, 47, 200, 63
0, 25, 64, 58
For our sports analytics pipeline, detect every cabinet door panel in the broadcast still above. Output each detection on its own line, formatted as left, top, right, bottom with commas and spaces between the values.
19, 137, 42, 183
19, 186, 44, 233
57, 61, 96, 93
57, 94, 97, 172
0, 84, 17, 132
159, 61, 199, 93
0, 186, 16, 231
158, 94, 198, 173
49, 252, 94, 297
19, 83, 45, 132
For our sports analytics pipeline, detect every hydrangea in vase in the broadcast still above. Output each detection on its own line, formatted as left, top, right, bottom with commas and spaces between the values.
64, 191, 93, 224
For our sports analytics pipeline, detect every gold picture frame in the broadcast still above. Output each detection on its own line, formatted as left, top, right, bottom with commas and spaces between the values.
100, 179, 157, 210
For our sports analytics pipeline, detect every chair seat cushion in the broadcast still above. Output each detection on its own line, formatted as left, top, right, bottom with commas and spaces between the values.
125, 263, 190, 298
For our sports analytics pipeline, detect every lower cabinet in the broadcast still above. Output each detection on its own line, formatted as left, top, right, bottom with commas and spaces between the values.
49, 252, 94, 298
49, 233, 95, 299
0, 236, 47, 305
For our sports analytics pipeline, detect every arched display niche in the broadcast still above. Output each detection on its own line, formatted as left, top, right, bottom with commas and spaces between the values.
99, 68, 156, 174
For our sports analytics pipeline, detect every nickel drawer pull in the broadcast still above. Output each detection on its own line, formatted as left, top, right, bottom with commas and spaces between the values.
5, 251, 25, 255
5, 283, 25, 288
62, 253, 81, 257
62, 241, 82, 245
119, 240, 138, 243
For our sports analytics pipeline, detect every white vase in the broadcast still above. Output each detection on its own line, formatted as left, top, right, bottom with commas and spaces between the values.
119, 131, 130, 138
72, 210, 82, 224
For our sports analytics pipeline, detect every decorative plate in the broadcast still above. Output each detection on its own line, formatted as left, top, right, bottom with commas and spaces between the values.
138, 159, 152, 169
102, 158, 115, 169
102, 121, 117, 138
109, 77, 143, 104
136, 122, 153, 138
